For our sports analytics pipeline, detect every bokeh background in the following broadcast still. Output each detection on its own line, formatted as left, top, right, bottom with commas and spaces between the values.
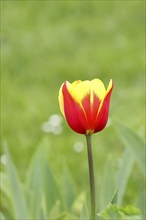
1, 0, 145, 218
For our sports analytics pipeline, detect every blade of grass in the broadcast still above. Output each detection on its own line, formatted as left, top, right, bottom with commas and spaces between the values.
62, 168, 76, 210
111, 188, 118, 205
99, 157, 116, 211
114, 121, 145, 175
80, 203, 89, 219
117, 149, 134, 205
26, 145, 62, 218
0, 213, 6, 220
4, 144, 28, 219
48, 200, 61, 219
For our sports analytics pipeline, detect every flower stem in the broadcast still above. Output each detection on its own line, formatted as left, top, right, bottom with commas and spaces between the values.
86, 134, 96, 219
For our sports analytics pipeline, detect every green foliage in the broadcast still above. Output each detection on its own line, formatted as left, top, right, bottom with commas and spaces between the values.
0, 213, 6, 220
80, 203, 89, 219
99, 204, 142, 220
1, 145, 77, 219
115, 121, 145, 175
116, 149, 134, 205
3, 144, 28, 219
99, 158, 116, 211
26, 145, 62, 218
62, 168, 76, 211
0, 122, 145, 219
111, 189, 118, 205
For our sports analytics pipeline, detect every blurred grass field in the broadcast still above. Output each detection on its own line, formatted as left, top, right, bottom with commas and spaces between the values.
1, 0, 145, 212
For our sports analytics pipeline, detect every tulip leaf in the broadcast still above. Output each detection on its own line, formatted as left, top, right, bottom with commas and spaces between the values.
62, 168, 76, 210
3, 144, 28, 219
117, 149, 134, 205
72, 192, 86, 215
99, 157, 116, 211
99, 204, 125, 220
99, 204, 142, 220
26, 145, 62, 218
0, 213, 6, 220
80, 203, 89, 219
0, 172, 11, 199
0, 171, 14, 218
114, 121, 145, 175
48, 200, 61, 219
111, 188, 118, 205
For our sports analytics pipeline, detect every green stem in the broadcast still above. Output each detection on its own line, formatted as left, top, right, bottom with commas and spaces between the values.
86, 134, 96, 219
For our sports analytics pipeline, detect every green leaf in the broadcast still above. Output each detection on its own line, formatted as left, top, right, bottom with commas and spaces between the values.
26, 145, 62, 218
117, 149, 134, 205
99, 204, 125, 220
0, 172, 11, 199
38, 193, 48, 220
0, 172, 14, 218
120, 205, 142, 220
0, 213, 6, 220
99, 157, 116, 211
48, 201, 67, 220
55, 213, 68, 220
62, 168, 76, 210
72, 192, 86, 216
137, 188, 145, 215
124, 217, 143, 220
99, 204, 142, 220
80, 203, 89, 219
120, 205, 141, 215
48, 200, 61, 219
111, 188, 118, 205
4, 144, 28, 219
114, 121, 145, 175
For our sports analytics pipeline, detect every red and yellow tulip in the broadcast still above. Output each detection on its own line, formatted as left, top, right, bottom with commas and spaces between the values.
59, 79, 113, 135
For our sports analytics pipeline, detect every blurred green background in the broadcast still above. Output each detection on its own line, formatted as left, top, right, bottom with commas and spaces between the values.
1, 0, 145, 217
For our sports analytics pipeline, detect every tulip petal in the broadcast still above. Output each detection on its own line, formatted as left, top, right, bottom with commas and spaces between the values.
82, 92, 101, 131
59, 84, 65, 117
91, 79, 106, 101
69, 79, 105, 103
106, 79, 113, 94
72, 80, 81, 87
62, 82, 87, 134
71, 80, 91, 102
94, 80, 113, 132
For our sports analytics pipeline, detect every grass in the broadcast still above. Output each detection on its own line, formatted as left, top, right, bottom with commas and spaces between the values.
1, 0, 145, 215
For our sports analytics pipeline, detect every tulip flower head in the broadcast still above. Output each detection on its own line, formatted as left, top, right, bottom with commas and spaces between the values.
59, 79, 113, 135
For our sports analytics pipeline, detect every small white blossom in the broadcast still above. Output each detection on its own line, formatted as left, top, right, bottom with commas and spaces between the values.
41, 114, 63, 135
73, 142, 84, 153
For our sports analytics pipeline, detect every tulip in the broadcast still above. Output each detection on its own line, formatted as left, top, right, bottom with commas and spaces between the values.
58, 79, 114, 219
59, 79, 113, 135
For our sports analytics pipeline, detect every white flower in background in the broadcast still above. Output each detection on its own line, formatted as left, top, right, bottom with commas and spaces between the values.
41, 114, 63, 135
0, 154, 7, 165
73, 141, 84, 153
